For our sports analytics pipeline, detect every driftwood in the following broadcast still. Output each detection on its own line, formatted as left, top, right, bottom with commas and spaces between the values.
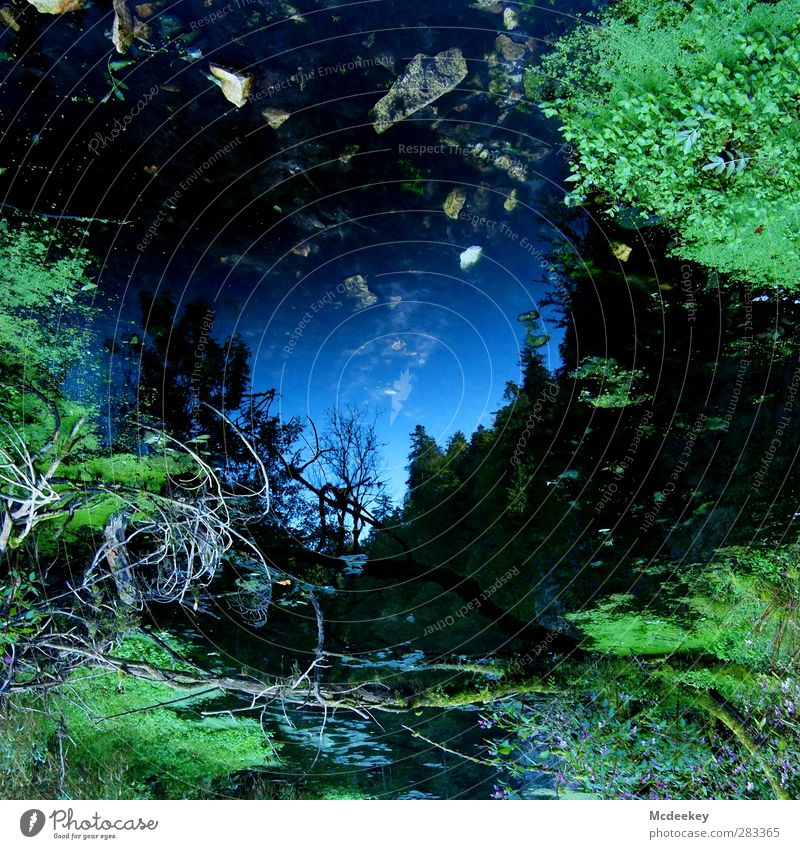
0, 414, 85, 555
18, 640, 554, 716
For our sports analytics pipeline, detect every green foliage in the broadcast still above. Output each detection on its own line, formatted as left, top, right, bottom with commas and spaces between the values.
534, 0, 800, 287
516, 539, 800, 799
0, 220, 97, 383
699, 545, 800, 668
569, 356, 649, 408
487, 661, 774, 799
0, 569, 45, 655
0, 695, 126, 800
568, 544, 800, 671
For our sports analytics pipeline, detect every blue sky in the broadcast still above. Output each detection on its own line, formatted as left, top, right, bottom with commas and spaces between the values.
233, 215, 564, 501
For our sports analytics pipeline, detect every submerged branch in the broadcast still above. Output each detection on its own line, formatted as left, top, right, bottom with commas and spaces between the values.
18, 641, 555, 715
401, 724, 490, 766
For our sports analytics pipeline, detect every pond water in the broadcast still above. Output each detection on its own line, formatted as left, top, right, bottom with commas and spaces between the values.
1, 0, 600, 798
159, 580, 560, 799
1, 0, 596, 491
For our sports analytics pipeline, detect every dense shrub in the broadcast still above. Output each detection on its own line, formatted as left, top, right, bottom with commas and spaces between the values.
530, 0, 800, 288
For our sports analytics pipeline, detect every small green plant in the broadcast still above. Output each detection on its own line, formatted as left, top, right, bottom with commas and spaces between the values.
398, 158, 426, 196
102, 58, 133, 104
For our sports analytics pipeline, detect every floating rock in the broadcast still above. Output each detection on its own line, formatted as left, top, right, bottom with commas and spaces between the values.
281, 2, 305, 23
112, 0, 135, 54
134, 2, 154, 17
262, 107, 291, 128
495, 34, 526, 62
371, 48, 468, 134
503, 7, 519, 30
339, 144, 360, 165
496, 152, 527, 182
459, 245, 483, 270
26, 0, 83, 12
209, 64, 253, 108
503, 187, 518, 212
291, 244, 311, 257
453, 139, 529, 182
611, 241, 632, 262
134, 19, 151, 40
443, 188, 467, 219
472, 0, 503, 12
342, 275, 378, 309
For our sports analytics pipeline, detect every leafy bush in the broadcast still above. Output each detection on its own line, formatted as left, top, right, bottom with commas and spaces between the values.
486, 664, 780, 799
532, 0, 800, 288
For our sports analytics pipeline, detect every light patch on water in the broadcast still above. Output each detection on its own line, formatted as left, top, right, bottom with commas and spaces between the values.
339, 648, 427, 672
396, 790, 439, 800
265, 707, 395, 768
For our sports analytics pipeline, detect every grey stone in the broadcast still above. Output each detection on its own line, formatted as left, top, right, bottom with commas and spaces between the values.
371, 48, 468, 134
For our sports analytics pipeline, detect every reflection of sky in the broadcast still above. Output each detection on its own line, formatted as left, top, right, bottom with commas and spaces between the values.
0, 0, 578, 502
98, 177, 570, 505
228, 218, 564, 500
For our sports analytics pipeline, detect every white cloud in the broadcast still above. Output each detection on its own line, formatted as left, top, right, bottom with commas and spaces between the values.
459, 245, 483, 270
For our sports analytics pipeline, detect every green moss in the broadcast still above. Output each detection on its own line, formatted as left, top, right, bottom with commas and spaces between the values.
110, 632, 200, 673
667, 667, 755, 702
59, 497, 125, 538
314, 786, 376, 800
0, 634, 280, 800
58, 669, 279, 799
60, 453, 180, 490
567, 594, 707, 656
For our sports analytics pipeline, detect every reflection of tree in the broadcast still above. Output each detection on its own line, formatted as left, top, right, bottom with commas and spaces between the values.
317, 406, 387, 555
113, 293, 249, 446
268, 406, 390, 555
